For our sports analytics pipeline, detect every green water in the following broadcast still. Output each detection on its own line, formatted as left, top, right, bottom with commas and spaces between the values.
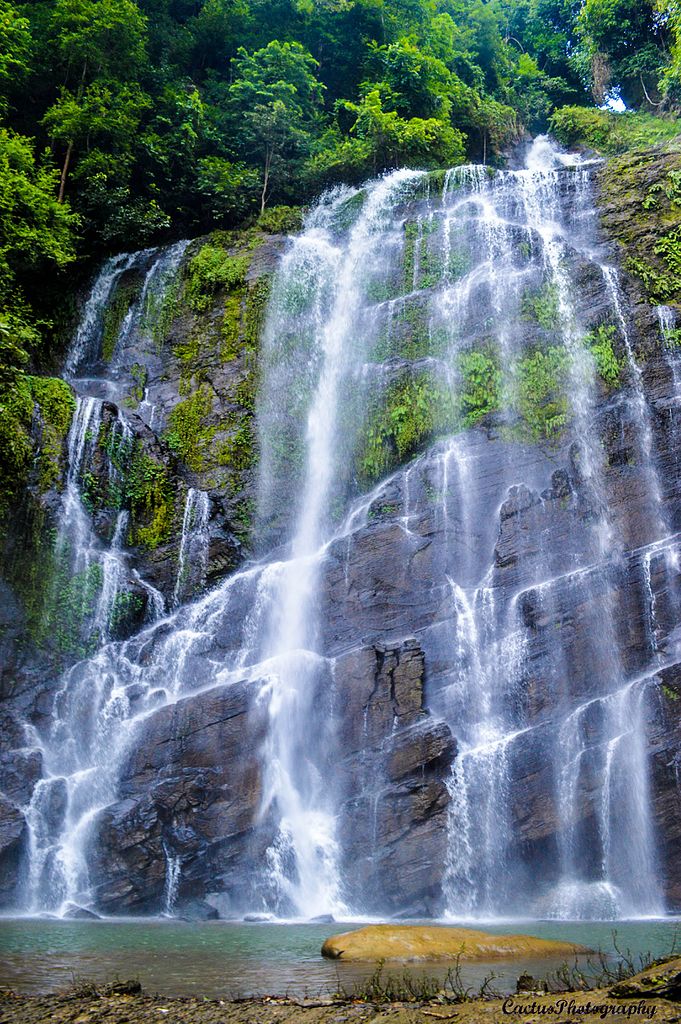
0, 919, 678, 998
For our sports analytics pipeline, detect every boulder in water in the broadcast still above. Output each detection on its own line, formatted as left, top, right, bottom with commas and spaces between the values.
63, 903, 100, 920
175, 898, 219, 921
309, 914, 335, 923
321, 924, 590, 962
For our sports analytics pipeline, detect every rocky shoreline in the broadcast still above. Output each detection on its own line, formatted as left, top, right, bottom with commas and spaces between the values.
3, 959, 681, 1024
0, 987, 677, 1024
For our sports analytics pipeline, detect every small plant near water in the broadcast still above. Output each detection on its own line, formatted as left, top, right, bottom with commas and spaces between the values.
62, 975, 142, 1000
521, 283, 559, 330
584, 324, 624, 390
337, 958, 503, 1004
541, 931, 679, 994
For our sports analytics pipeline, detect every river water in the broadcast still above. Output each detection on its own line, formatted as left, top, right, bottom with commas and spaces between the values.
0, 919, 678, 998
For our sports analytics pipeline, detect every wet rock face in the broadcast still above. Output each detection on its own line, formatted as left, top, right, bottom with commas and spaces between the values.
334, 642, 456, 916
0, 797, 27, 906
2, 158, 681, 920
89, 681, 270, 913
89, 638, 455, 916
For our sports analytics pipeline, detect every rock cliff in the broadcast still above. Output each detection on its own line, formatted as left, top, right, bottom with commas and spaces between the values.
0, 146, 680, 920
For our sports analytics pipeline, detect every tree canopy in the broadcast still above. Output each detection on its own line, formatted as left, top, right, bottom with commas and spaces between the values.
0, 0, 679, 385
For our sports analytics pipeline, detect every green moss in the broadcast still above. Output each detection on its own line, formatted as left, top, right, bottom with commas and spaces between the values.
330, 191, 365, 233
43, 558, 104, 655
29, 377, 76, 491
550, 107, 680, 155
600, 150, 681, 307
365, 278, 401, 303
142, 277, 180, 351
585, 324, 624, 390
357, 370, 458, 483
662, 326, 681, 348
0, 374, 35, 514
174, 330, 203, 367
101, 277, 142, 361
0, 375, 75, 510
125, 362, 147, 408
403, 220, 419, 288
222, 289, 245, 360
233, 372, 257, 412
108, 588, 145, 636
217, 418, 257, 471
256, 205, 303, 234
164, 385, 216, 473
232, 496, 255, 544
184, 244, 249, 313
126, 443, 175, 551
244, 276, 271, 351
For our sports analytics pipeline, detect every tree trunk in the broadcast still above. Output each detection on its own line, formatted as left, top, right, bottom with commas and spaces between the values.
260, 149, 272, 214
58, 140, 73, 204
57, 61, 87, 203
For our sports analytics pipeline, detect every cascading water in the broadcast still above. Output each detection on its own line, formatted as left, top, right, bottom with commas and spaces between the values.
18, 137, 680, 921
173, 488, 211, 607
21, 243, 188, 913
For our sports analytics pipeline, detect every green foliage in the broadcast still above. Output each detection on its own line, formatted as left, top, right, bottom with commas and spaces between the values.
244, 276, 272, 351
357, 370, 457, 482
0, 372, 33, 512
458, 350, 501, 425
600, 148, 681, 306
515, 347, 570, 440
101, 276, 141, 361
184, 244, 249, 313
549, 107, 680, 155
125, 443, 175, 550
585, 324, 624, 388
521, 284, 560, 329
195, 157, 259, 222
256, 206, 303, 234
0, 373, 74, 513
226, 40, 324, 209
217, 418, 257, 470
141, 277, 179, 351
29, 376, 76, 490
0, 126, 76, 297
40, 557, 104, 656
574, 0, 666, 108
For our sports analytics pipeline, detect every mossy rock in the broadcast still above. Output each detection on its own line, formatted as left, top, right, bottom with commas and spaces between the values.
598, 144, 681, 308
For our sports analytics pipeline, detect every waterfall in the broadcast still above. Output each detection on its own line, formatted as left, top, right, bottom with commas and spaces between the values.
21, 242, 192, 914
173, 488, 211, 608
64, 254, 137, 378
18, 137, 677, 920
255, 170, 425, 916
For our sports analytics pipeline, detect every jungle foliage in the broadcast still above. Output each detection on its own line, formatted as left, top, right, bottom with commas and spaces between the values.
0, 0, 679, 408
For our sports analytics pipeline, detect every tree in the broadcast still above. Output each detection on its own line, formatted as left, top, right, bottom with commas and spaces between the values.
0, 127, 76, 377
576, 0, 666, 106
0, 0, 31, 112
43, 0, 148, 201
310, 86, 466, 181
227, 40, 325, 211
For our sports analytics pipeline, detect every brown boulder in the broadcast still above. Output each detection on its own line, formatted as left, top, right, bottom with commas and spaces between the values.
321, 924, 590, 962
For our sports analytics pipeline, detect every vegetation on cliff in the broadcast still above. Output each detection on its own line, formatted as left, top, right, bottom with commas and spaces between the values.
0, 0, 680, 529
